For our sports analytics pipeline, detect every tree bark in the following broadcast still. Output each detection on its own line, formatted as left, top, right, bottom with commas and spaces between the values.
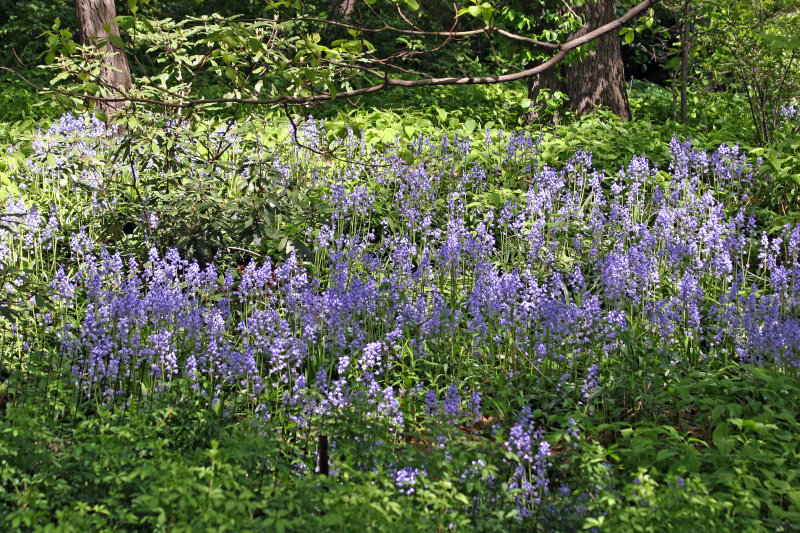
75, 0, 132, 114
529, 0, 631, 122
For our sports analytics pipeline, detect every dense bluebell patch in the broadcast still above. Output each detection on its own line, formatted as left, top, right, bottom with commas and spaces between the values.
1, 114, 799, 528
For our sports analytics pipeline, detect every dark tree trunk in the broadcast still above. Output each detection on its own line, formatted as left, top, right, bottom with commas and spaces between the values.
565, 0, 631, 120
75, 0, 132, 114
529, 0, 631, 122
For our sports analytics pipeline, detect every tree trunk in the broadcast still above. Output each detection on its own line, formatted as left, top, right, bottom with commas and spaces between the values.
529, 0, 631, 123
565, 0, 631, 120
75, 0, 132, 114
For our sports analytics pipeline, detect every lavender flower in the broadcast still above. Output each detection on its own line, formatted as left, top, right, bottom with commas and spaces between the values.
394, 466, 426, 495
581, 364, 600, 401
442, 382, 461, 423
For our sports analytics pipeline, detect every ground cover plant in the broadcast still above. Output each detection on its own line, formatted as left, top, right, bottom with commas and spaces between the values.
0, 99, 799, 531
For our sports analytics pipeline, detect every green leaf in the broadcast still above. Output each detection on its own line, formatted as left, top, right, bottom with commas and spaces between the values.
108, 34, 126, 49
464, 118, 476, 133
454, 492, 470, 505
788, 491, 800, 509
624, 29, 634, 44
656, 448, 678, 462
713, 422, 732, 454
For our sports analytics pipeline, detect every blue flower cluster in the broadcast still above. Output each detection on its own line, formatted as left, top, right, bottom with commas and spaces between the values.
3, 112, 800, 522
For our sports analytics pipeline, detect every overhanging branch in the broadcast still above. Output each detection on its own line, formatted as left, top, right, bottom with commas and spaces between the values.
297, 17, 562, 50
1, 0, 660, 110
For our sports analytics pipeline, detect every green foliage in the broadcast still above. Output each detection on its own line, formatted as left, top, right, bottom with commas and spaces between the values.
0, 75, 63, 124
0, 399, 520, 531
696, 0, 800, 146
575, 365, 800, 531
99, 116, 326, 264
0, 0, 75, 66
5, 364, 797, 531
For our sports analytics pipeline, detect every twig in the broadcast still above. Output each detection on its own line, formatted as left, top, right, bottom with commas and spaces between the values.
226, 246, 263, 257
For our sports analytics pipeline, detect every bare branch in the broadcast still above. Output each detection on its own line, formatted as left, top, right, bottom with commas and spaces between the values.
12, 48, 28, 67
296, 16, 561, 50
